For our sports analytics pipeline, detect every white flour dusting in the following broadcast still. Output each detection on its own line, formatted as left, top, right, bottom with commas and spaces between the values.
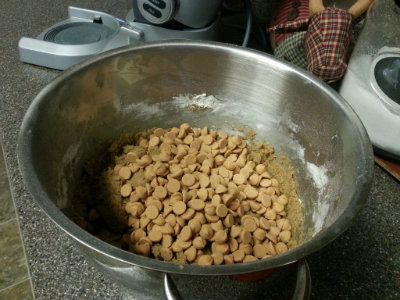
306, 162, 328, 190
306, 162, 329, 232
172, 93, 222, 110
296, 144, 330, 232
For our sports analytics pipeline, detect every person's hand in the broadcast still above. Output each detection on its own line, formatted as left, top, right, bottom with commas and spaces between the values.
348, 0, 374, 19
309, 0, 325, 16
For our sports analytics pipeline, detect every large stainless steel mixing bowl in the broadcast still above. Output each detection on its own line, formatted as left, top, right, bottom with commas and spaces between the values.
18, 41, 373, 295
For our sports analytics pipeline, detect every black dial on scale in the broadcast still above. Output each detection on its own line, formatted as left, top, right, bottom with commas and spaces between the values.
137, 0, 175, 25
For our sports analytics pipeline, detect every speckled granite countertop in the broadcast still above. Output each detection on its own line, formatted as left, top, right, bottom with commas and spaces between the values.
0, 0, 399, 299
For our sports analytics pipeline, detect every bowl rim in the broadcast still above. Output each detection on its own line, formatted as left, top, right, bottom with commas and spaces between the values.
17, 40, 374, 275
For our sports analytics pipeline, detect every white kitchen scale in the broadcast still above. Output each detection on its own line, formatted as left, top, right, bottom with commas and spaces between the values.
18, 6, 219, 70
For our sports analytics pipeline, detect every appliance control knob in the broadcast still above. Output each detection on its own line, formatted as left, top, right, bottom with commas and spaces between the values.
137, 0, 175, 24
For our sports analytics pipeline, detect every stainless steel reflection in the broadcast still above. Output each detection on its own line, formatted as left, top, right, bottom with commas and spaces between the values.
18, 41, 373, 281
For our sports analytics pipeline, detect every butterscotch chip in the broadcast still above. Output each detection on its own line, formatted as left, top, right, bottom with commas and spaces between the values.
215, 184, 227, 194
224, 254, 234, 265
265, 242, 276, 256
181, 208, 195, 220
193, 236, 207, 249
223, 160, 236, 171
145, 205, 159, 220
130, 228, 146, 243
144, 168, 156, 182
160, 235, 172, 249
211, 194, 221, 206
244, 186, 258, 199
259, 194, 272, 208
249, 174, 260, 186
121, 184, 132, 197
178, 226, 192, 242
253, 228, 266, 241
126, 152, 138, 163
188, 199, 205, 211
243, 255, 258, 263
230, 225, 242, 238
210, 220, 224, 231
185, 154, 197, 165
239, 243, 253, 255
166, 179, 181, 194
204, 204, 216, 216
165, 214, 176, 227
153, 128, 165, 137
253, 244, 268, 258
218, 166, 230, 178
149, 136, 160, 147
197, 188, 208, 201
203, 135, 214, 145
240, 230, 252, 244
185, 246, 197, 262
164, 131, 176, 140
182, 174, 196, 186
277, 219, 291, 231
214, 230, 228, 244
194, 212, 206, 224
272, 202, 284, 213
269, 226, 280, 237
233, 249, 245, 262
223, 214, 234, 228
148, 229, 162, 242
198, 173, 210, 188
228, 237, 239, 252
183, 134, 194, 145
173, 223, 182, 236
199, 224, 214, 240
215, 204, 228, 218
134, 242, 151, 256
196, 153, 207, 164
233, 173, 246, 185
205, 214, 219, 223
119, 166, 132, 180
260, 179, 272, 188
160, 248, 173, 261
161, 223, 174, 234
265, 208, 277, 220
249, 201, 261, 212
275, 242, 288, 254
265, 232, 277, 244
188, 219, 202, 233
191, 138, 202, 150
222, 194, 234, 206
153, 186, 167, 199
279, 230, 291, 243
277, 194, 288, 206
243, 218, 257, 232
198, 255, 213, 266
173, 201, 187, 215
255, 164, 266, 174
171, 242, 183, 253
212, 242, 230, 254
176, 216, 186, 227
126, 202, 144, 216
265, 187, 276, 196
212, 252, 224, 265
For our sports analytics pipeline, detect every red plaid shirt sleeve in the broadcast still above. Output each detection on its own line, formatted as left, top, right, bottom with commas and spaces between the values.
267, 18, 309, 33
304, 8, 353, 82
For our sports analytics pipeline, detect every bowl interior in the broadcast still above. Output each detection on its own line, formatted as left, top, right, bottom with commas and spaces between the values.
19, 42, 373, 273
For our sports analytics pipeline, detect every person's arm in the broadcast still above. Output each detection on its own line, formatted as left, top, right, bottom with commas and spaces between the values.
348, 0, 374, 19
309, 0, 325, 16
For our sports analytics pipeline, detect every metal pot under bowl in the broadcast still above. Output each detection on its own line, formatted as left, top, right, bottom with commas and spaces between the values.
18, 41, 373, 296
